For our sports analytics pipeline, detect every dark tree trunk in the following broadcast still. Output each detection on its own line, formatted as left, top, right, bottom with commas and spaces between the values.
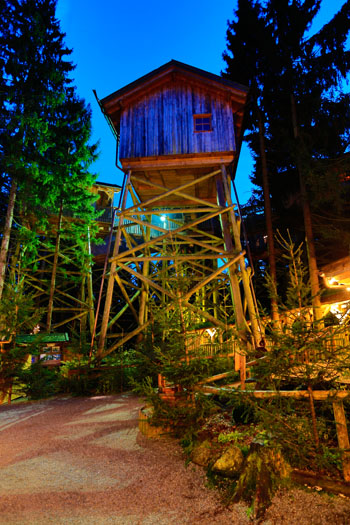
0, 178, 17, 300
257, 107, 280, 328
46, 202, 63, 332
290, 94, 322, 322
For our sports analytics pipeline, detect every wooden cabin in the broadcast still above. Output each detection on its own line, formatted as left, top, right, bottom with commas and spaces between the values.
99, 60, 249, 207
92, 181, 122, 235
92, 181, 122, 211
320, 257, 350, 319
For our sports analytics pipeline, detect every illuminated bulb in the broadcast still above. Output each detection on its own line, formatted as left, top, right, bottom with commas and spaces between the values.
206, 328, 217, 340
160, 215, 166, 222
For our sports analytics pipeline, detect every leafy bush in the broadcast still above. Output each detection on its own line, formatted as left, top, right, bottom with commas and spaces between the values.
18, 362, 58, 399
57, 351, 140, 396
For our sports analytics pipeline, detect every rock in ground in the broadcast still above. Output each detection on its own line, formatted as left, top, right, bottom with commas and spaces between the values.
212, 445, 244, 478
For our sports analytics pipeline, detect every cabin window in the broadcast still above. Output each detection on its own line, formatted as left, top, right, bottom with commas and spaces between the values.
193, 114, 212, 132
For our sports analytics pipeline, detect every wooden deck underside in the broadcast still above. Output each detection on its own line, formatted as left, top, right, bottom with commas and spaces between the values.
121, 157, 236, 207
131, 170, 217, 206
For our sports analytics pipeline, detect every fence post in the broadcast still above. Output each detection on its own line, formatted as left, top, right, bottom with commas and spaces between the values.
333, 400, 350, 482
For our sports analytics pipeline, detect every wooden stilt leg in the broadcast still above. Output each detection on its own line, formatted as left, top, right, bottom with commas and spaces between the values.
98, 171, 131, 356
221, 165, 261, 347
87, 227, 95, 335
216, 174, 247, 344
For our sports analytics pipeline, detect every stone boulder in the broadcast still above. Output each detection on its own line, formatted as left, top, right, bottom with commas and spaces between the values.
233, 445, 292, 520
191, 440, 215, 467
212, 445, 244, 478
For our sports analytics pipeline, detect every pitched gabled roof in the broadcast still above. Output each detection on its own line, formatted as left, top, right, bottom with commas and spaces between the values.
94, 181, 122, 190
101, 59, 248, 107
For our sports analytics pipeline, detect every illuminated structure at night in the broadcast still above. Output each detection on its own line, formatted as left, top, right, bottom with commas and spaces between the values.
95, 60, 261, 360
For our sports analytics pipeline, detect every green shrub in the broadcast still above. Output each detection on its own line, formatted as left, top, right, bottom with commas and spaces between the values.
18, 362, 58, 399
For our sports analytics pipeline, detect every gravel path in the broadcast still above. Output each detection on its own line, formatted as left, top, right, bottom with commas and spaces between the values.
0, 394, 246, 524
0, 393, 349, 524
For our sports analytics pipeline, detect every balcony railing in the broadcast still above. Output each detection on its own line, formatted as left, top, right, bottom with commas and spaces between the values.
96, 207, 184, 238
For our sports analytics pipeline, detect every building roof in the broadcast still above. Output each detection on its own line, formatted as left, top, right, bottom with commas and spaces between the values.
101, 59, 248, 106
16, 333, 69, 344
94, 181, 122, 190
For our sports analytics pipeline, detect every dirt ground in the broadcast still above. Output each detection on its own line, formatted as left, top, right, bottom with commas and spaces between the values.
0, 393, 349, 525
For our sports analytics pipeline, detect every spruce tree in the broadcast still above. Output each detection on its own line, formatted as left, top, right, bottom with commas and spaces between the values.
0, 0, 98, 305
42, 90, 98, 333
223, 0, 350, 317
223, 0, 281, 325
0, 0, 71, 297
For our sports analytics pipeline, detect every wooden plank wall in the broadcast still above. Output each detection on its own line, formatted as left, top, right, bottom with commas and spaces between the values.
119, 81, 236, 159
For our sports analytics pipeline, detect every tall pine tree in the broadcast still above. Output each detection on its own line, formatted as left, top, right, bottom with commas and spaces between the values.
223, 0, 350, 319
0, 0, 98, 302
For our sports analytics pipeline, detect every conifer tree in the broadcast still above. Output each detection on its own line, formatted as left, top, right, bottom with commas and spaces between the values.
223, 0, 350, 318
0, 0, 98, 303
223, 0, 280, 325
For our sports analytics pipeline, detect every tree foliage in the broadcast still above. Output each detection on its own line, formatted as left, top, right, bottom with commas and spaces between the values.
0, 0, 99, 334
223, 0, 350, 269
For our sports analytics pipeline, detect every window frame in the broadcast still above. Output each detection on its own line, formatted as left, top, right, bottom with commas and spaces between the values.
193, 113, 212, 133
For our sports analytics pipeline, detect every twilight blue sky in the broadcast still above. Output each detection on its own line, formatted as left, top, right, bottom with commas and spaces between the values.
56, 0, 345, 204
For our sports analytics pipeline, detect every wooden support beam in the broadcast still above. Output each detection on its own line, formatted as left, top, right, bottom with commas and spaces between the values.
100, 320, 152, 358
95, 290, 141, 336
110, 204, 235, 263
117, 276, 142, 291
198, 370, 238, 385
184, 224, 224, 245
151, 234, 224, 253
183, 251, 245, 301
98, 171, 131, 355
86, 227, 95, 334
185, 258, 225, 277
121, 210, 225, 246
174, 233, 223, 254
50, 308, 89, 311
198, 387, 350, 400
117, 262, 232, 331
117, 262, 176, 300
332, 401, 350, 482
240, 354, 246, 389
23, 273, 93, 307
123, 228, 142, 274
180, 299, 229, 330
114, 272, 139, 323
124, 207, 218, 216
129, 169, 220, 210
221, 165, 261, 346
138, 227, 151, 329
216, 173, 248, 345
117, 254, 233, 262
52, 311, 87, 329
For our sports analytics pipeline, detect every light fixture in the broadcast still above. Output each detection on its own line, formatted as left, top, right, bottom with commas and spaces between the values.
160, 215, 166, 222
206, 328, 216, 340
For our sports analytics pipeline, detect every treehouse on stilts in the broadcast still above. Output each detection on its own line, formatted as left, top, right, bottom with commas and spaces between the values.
94, 60, 261, 372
